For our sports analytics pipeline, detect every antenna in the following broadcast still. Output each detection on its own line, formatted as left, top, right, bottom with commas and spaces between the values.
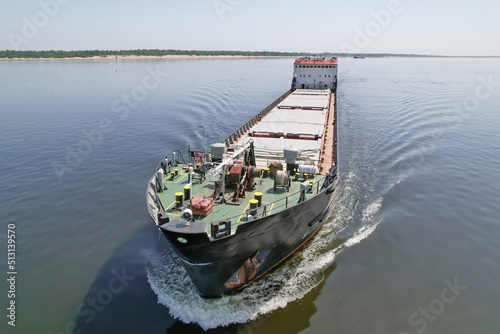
204, 122, 207, 159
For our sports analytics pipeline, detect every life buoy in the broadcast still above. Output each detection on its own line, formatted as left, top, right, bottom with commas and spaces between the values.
194, 152, 203, 162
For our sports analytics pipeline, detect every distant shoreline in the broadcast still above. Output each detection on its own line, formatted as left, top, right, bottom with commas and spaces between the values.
2, 48, 499, 60
0, 55, 297, 61
2, 54, 499, 61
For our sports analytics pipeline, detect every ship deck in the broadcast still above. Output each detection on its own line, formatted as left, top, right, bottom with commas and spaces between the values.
148, 89, 337, 229
156, 166, 327, 228
231, 89, 335, 173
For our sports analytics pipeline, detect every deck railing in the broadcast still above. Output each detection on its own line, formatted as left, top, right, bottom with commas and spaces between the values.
223, 172, 335, 226
146, 174, 159, 225
221, 89, 293, 147
147, 150, 189, 225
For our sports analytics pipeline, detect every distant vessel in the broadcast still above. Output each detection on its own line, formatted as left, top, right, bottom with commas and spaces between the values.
146, 56, 339, 298
353, 56, 365, 59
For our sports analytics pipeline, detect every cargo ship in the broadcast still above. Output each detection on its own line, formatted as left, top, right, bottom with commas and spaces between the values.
146, 56, 339, 298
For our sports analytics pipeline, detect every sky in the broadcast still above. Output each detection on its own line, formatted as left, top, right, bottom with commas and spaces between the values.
0, 0, 498, 56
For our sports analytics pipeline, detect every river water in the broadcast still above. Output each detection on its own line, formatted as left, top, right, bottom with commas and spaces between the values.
0, 57, 499, 334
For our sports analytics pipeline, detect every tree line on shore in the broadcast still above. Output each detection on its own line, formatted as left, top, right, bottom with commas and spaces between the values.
0, 49, 305, 58
0, 49, 496, 59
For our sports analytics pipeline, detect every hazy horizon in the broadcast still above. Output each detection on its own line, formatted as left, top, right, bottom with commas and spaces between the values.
1, 0, 499, 57
1, 50, 500, 59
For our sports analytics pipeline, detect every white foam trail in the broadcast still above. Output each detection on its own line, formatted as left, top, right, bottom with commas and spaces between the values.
362, 197, 382, 222
146, 174, 383, 330
334, 197, 382, 249
343, 222, 379, 248
146, 241, 338, 330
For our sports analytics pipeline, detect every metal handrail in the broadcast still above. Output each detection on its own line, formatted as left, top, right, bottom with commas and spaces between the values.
220, 89, 293, 147
153, 89, 294, 175
223, 173, 331, 224
149, 150, 188, 221
155, 149, 188, 172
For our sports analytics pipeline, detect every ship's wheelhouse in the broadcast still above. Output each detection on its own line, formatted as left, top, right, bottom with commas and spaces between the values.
292, 56, 338, 90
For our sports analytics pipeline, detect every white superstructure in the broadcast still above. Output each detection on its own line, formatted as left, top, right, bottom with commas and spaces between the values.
292, 56, 338, 90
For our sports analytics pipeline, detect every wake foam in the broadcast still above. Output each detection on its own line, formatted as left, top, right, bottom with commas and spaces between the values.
146, 239, 338, 330
146, 174, 383, 330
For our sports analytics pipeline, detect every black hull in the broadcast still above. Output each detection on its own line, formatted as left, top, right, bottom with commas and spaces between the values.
160, 179, 338, 298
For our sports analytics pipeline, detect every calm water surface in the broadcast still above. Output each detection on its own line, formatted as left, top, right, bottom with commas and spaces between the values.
0, 57, 499, 334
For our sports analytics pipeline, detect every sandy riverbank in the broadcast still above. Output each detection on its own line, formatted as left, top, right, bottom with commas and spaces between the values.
0, 55, 296, 61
